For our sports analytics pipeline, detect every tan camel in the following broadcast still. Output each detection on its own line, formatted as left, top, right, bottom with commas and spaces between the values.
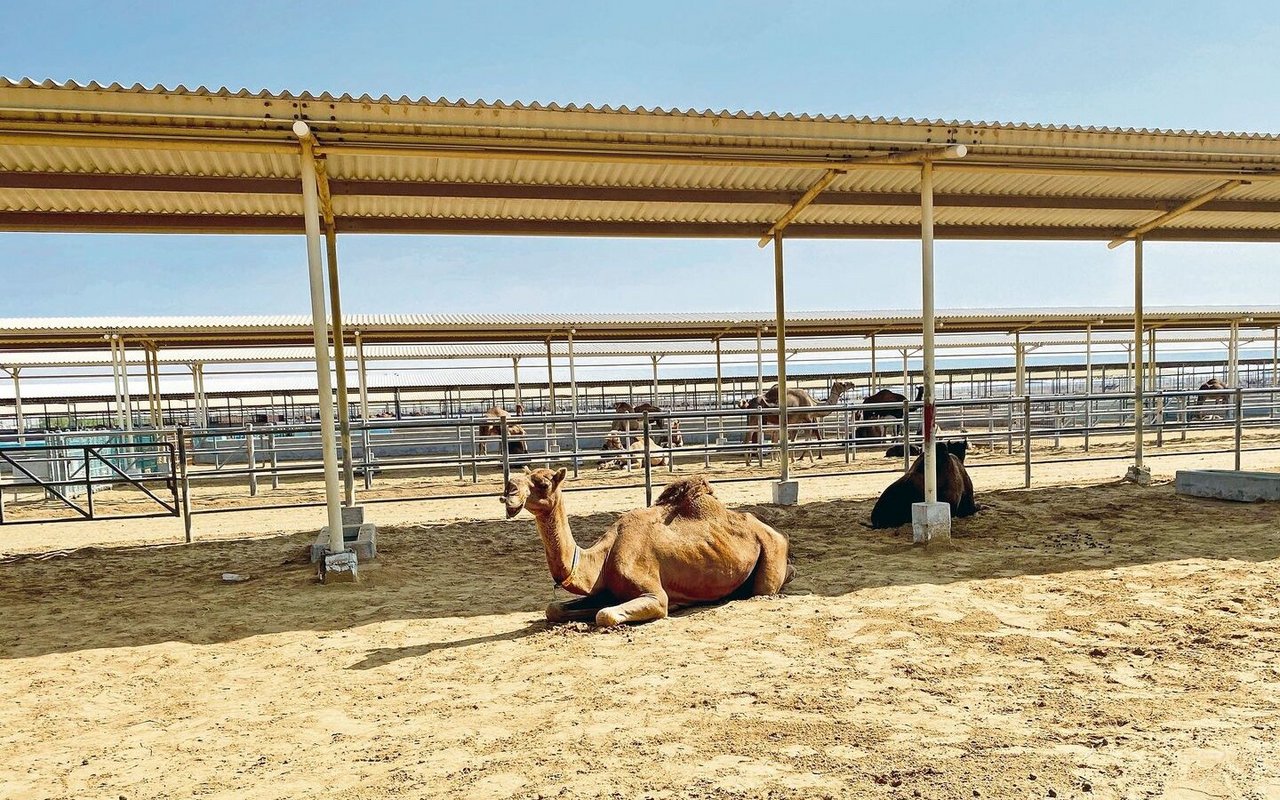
597, 433, 666, 470
503, 468, 794, 626
477, 408, 527, 455
743, 380, 853, 464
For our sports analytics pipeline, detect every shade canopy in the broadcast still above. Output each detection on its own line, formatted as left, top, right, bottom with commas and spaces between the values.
2, 80, 1279, 240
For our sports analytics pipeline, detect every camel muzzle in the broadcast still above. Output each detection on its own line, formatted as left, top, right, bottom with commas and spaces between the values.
502, 496, 523, 519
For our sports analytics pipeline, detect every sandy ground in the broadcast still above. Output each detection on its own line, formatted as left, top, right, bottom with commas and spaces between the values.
2, 453, 1280, 797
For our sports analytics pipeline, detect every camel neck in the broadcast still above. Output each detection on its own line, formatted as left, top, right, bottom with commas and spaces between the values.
533, 498, 581, 589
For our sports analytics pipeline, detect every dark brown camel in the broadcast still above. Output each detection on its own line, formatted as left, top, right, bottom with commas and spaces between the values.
613, 401, 665, 431
1193, 378, 1231, 420
869, 440, 978, 529
857, 386, 923, 440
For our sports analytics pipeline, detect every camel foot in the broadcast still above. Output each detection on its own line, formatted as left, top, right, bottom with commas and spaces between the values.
596, 593, 668, 626
783, 563, 796, 586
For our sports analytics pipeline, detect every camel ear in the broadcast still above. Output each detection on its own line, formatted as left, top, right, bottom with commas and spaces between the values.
552, 467, 567, 487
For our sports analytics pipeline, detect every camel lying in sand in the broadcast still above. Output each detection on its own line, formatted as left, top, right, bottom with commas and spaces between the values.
597, 433, 667, 470
503, 468, 794, 626
870, 440, 978, 528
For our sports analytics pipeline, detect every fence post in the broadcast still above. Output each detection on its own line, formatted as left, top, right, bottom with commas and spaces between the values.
702, 413, 710, 470
756, 409, 765, 467
176, 425, 192, 543
643, 412, 653, 506
1234, 388, 1244, 471
468, 423, 478, 484
901, 399, 911, 474
500, 416, 512, 488
456, 421, 465, 481
83, 442, 93, 517
361, 426, 373, 490
245, 423, 257, 497
1083, 392, 1091, 453
1155, 391, 1164, 448
1006, 399, 1014, 455
1023, 395, 1032, 489
268, 430, 280, 490
844, 408, 852, 464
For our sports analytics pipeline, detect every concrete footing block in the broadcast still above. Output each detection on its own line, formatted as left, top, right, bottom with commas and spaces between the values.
771, 480, 799, 506
1176, 469, 1280, 502
1125, 464, 1153, 486
320, 550, 359, 584
912, 501, 952, 544
310, 505, 378, 563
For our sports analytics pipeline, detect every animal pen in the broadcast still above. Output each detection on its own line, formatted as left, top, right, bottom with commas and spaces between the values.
3, 79, 1280, 563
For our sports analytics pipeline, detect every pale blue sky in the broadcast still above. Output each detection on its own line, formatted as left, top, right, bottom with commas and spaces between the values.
2, 0, 1278, 317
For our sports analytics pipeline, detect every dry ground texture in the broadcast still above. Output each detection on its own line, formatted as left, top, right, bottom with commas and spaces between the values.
2, 458, 1280, 798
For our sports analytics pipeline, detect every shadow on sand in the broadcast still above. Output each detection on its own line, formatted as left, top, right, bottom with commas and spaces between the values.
2, 479, 1277, 660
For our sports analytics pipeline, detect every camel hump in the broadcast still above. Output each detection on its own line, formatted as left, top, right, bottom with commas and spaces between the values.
654, 475, 717, 511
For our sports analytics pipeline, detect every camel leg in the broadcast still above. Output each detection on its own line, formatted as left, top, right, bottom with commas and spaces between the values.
751, 529, 793, 595
546, 593, 616, 623
595, 591, 668, 626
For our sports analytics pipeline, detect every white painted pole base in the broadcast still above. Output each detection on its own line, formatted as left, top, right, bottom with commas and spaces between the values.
911, 501, 951, 544
771, 480, 799, 506
1124, 464, 1152, 485
321, 550, 359, 584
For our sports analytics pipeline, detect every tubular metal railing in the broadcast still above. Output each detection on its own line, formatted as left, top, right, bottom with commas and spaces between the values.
2, 386, 1279, 537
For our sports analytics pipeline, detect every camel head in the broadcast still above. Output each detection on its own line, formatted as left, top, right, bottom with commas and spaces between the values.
830, 380, 853, 400
502, 466, 566, 519
601, 433, 623, 451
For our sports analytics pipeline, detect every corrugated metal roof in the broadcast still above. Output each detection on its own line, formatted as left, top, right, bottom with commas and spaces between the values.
3, 80, 1279, 239
4, 79, 1278, 140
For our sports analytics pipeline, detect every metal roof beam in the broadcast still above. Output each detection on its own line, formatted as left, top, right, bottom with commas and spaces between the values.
7, 212, 1280, 242
1107, 179, 1249, 248
5, 172, 1280, 215
758, 168, 844, 247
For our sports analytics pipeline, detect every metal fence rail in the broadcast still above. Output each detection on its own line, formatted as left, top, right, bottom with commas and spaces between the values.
0, 439, 178, 525
3, 386, 1279, 538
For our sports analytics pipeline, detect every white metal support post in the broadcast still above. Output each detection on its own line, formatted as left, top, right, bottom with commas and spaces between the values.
109, 335, 126, 429
317, 166, 355, 509
1084, 325, 1093, 452
118, 337, 133, 431
545, 338, 557, 455
913, 159, 949, 542
1228, 321, 1240, 388
755, 327, 764, 397
567, 328, 579, 473
651, 355, 660, 401
6, 368, 22, 445
714, 336, 726, 443
1014, 332, 1025, 396
1126, 236, 1150, 484
869, 334, 877, 390
771, 233, 796, 504
355, 332, 370, 423
1273, 327, 1278, 387
512, 357, 523, 407
1148, 328, 1157, 393
196, 364, 208, 428
293, 121, 348, 563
